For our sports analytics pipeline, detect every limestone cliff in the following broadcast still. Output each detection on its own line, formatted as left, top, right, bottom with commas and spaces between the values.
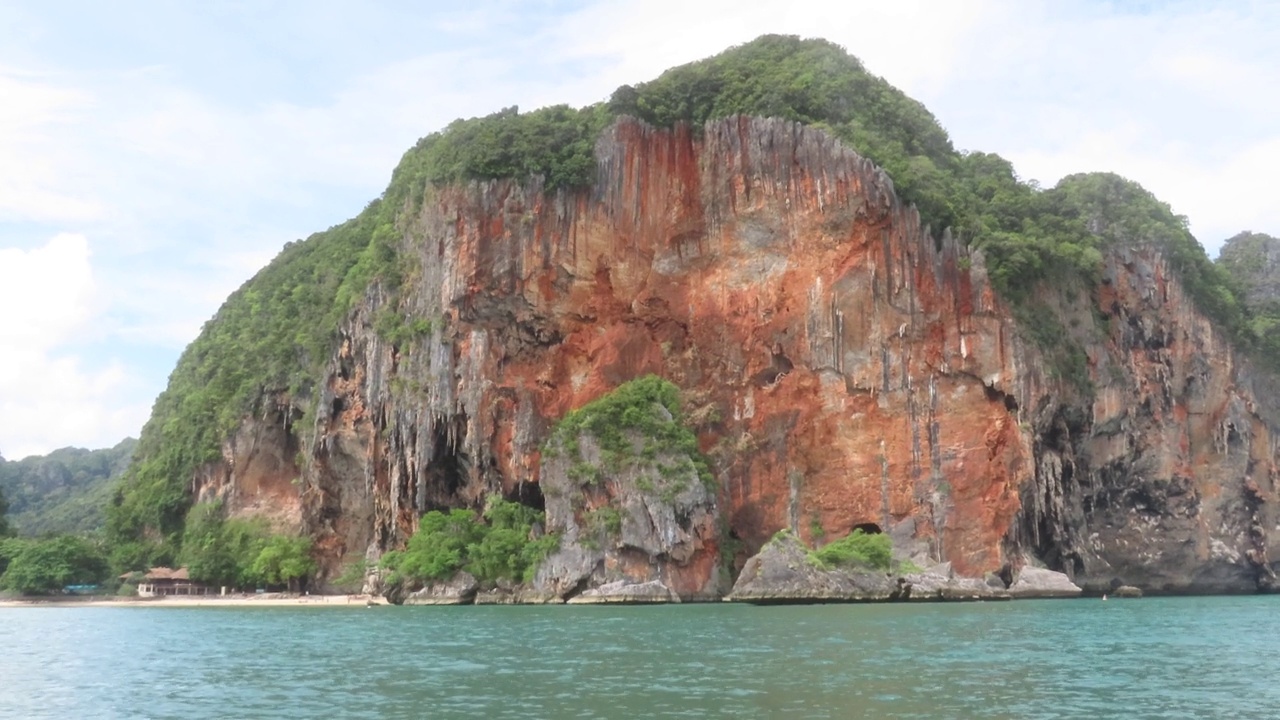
178, 114, 1280, 598
1012, 245, 1280, 593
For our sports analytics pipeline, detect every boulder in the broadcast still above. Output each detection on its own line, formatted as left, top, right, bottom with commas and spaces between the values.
473, 587, 561, 605
726, 532, 899, 603
537, 427, 719, 600
1007, 566, 1083, 599
532, 543, 604, 599
900, 570, 1010, 601
400, 572, 479, 605
566, 579, 678, 604
1112, 585, 1143, 598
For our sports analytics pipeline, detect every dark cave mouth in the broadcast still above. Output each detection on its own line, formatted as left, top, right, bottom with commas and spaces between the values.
420, 415, 469, 514
505, 480, 546, 512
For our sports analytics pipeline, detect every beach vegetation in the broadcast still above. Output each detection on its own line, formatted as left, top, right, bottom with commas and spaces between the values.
179, 501, 315, 590
0, 535, 108, 595
250, 535, 317, 592
331, 558, 373, 592
0, 486, 9, 538
381, 499, 559, 586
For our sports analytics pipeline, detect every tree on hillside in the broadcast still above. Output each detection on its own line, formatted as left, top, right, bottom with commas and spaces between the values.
250, 535, 316, 592
0, 485, 11, 537
0, 537, 25, 576
180, 502, 270, 588
178, 501, 319, 591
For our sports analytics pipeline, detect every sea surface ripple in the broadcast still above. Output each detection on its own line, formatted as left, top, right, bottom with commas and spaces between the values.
1, 595, 1276, 718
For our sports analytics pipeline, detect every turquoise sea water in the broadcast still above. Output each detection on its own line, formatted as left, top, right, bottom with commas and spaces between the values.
1, 596, 1276, 719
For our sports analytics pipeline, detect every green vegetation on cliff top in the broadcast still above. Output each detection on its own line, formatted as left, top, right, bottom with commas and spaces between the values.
1218, 232, 1280, 360
106, 34, 1273, 569
768, 528, 894, 573
809, 529, 893, 572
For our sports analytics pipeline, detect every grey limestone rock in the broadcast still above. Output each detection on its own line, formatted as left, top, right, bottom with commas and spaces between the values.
533, 543, 605, 599
900, 569, 1010, 601
1112, 585, 1143, 598
567, 579, 678, 604
536, 429, 718, 600
727, 532, 899, 603
400, 572, 479, 605
1007, 566, 1083, 599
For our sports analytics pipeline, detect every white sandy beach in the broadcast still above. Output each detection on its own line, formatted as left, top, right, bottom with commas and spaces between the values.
0, 593, 389, 608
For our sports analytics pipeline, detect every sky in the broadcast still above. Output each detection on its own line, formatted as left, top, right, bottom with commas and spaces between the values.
1, 0, 1277, 459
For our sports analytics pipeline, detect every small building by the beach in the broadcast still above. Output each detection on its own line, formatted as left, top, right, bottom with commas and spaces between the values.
131, 567, 214, 597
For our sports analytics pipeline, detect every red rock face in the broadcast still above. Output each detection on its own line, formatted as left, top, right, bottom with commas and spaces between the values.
195, 117, 1280, 595
331, 116, 1030, 589
191, 401, 303, 534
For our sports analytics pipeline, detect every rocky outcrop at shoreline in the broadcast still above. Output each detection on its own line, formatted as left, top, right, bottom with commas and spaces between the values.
383, 533, 1086, 605
1008, 566, 1084, 599
566, 580, 679, 604
399, 572, 480, 605
726, 533, 901, 603
899, 564, 1011, 602
723, 533, 1084, 604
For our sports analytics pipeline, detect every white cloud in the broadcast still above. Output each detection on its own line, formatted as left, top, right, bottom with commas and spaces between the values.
0, 70, 103, 223
0, 233, 92, 347
0, 234, 150, 458
545, 0, 999, 100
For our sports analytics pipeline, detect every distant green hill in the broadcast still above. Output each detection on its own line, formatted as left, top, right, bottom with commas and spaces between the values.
0, 438, 136, 536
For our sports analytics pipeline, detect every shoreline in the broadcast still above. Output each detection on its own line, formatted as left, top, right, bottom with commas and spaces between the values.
0, 593, 389, 608
0, 592, 1132, 609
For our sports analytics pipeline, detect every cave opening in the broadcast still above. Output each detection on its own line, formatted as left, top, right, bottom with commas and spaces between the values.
851, 522, 883, 535
982, 384, 1019, 413
420, 415, 469, 513
505, 481, 546, 512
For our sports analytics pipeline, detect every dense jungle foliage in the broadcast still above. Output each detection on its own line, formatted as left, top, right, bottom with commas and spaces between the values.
176, 502, 315, 591
0, 535, 109, 595
106, 34, 1274, 570
0, 445, 128, 595
380, 499, 559, 586
105, 206, 398, 570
